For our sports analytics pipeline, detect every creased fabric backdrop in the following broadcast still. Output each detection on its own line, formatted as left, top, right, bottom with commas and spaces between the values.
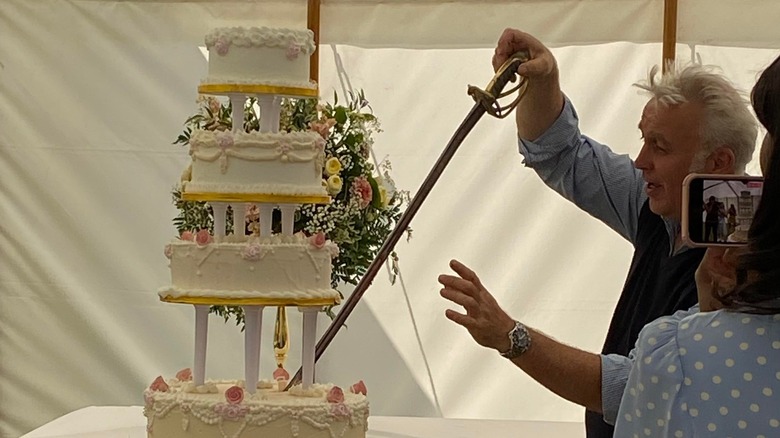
1, 1, 778, 436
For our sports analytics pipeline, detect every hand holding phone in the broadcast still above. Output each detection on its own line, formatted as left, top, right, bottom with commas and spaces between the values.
682, 174, 764, 247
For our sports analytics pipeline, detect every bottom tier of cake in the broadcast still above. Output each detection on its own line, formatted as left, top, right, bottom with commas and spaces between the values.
144, 379, 368, 438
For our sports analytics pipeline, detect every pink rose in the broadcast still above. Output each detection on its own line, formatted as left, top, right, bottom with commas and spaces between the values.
309, 232, 327, 249
273, 366, 290, 381
175, 368, 192, 381
216, 132, 233, 150
308, 118, 336, 140
207, 97, 221, 116
214, 403, 248, 420
326, 386, 344, 404
242, 243, 263, 261
149, 376, 169, 392
286, 44, 301, 60
195, 229, 212, 246
225, 385, 244, 405
350, 380, 367, 396
163, 244, 173, 260
352, 177, 373, 208
331, 402, 351, 418
215, 37, 230, 56
180, 231, 194, 241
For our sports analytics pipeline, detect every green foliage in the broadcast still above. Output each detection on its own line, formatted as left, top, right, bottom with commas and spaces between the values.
172, 91, 409, 324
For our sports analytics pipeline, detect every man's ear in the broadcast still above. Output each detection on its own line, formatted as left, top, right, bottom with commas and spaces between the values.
706, 147, 736, 174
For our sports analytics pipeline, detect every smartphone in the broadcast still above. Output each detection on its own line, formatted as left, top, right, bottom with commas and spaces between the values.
682, 173, 764, 247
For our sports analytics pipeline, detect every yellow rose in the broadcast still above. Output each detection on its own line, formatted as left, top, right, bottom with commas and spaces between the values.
326, 175, 343, 195
379, 186, 389, 207
325, 157, 342, 176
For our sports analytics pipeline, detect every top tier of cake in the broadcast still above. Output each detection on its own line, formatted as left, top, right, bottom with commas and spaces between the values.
199, 27, 318, 97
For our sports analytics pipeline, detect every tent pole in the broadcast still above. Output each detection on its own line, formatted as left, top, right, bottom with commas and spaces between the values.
308, 0, 321, 83
662, 0, 678, 72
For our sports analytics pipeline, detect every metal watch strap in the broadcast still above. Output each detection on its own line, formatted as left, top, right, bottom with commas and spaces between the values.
499, 320, 531, 359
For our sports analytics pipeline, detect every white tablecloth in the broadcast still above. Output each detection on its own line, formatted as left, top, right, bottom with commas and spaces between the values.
21, 406, 585, 438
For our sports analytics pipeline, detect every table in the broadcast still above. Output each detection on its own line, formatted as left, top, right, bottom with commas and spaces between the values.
21, 406, 584, 438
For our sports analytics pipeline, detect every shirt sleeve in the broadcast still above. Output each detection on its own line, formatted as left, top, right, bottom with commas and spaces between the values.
517, 97, 647, 244
600, 353, 634, 425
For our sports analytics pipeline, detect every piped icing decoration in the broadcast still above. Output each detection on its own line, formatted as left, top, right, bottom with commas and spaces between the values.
273, 366, 290, 381
163, 244, 173, 260
225, 385, 244, 405
309, 232, 327, 250
205, 27, 316, 55
195, 229, 212, 246
331, 402, 352, 418
213, 402, 249, 420
350, 380, 367, 396
189, 130, 323, 166
175, 368, 192, 381
326, 386, 345, 404
149, 376, 169, 392
180, 230, 194, 241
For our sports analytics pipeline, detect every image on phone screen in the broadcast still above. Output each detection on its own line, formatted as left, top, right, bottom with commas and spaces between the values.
698, 179, 763, 244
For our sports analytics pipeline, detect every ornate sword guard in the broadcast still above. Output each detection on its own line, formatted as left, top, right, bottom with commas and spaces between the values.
467, 51, 530, 118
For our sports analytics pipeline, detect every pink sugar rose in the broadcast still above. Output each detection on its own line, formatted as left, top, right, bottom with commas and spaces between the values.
214, 403, 248, 420
215, 37, 230, 56
286, 44, 301, 60
242, 243, 263, 261
216, 132, 233, 150
225, 385, 244, 405
195, 229, 212, 246
331, 402, 351, 418
326, 386, 345, 404
149, 376, 169, 392
175, 368, 192, 381
163, 244, 173, 260
352, 177, 373, 209
309, 232, 327, 249
180, 231, 194, 241
349, 380, 367, 396
273, 366, 290, 381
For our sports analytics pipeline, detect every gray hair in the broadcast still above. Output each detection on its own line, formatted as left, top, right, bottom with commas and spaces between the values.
634, 64, 757, 174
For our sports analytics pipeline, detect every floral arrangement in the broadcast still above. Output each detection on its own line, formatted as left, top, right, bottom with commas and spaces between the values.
172, 91, 409, 324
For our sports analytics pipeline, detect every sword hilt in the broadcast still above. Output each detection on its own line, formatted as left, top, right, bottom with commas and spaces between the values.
468, 51, 529, 118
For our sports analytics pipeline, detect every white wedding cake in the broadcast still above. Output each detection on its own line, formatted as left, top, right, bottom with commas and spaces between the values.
144, 26, 369, 438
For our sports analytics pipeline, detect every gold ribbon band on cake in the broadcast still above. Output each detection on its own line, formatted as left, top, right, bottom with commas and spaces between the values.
182, 192, 331, 204
160, 295, 340, 307
198, 83, 319, 98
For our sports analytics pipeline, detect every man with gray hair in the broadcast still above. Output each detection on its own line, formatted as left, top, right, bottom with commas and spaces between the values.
437, 29, 757, 438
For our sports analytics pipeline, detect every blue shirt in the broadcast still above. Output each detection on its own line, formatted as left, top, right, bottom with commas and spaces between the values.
517, 97, 682, 423
614, 308, 780, 436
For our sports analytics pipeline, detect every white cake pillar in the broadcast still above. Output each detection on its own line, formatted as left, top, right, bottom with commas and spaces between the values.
271, 96, 282, 134
243, 203, 253, 235
259, 204, 274, 237
230, 95, 244, 133
193, 305, 209, 387
279, 204, 297, 236
300, 307, 319, 388
243, 306, 264, 394
258, 95, 275, 133
211, 202, 228, 241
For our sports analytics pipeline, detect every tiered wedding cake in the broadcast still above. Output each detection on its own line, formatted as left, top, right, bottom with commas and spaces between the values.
144, 26, 369, 438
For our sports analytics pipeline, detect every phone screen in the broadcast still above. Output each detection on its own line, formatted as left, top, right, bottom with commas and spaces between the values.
685, 176, 764, 246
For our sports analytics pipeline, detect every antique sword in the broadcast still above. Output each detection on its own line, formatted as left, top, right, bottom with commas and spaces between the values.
287, 51, 530, 388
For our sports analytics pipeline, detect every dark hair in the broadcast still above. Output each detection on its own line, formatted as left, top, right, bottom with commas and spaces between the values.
719, 55, 780, 313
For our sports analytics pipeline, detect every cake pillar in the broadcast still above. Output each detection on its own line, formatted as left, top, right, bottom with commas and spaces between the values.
258, 95, 275, 133
300, 307, 319, 388
193, 305, 209, 387
243, 306, 264, 394
271, 96, 282, 134
211, 202, 228, 241
230, 94, 244, 133
259, 204, 274, 237
279, 204, 297, 236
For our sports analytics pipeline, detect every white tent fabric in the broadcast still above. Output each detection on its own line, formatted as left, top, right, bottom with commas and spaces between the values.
1, 1, 779, 436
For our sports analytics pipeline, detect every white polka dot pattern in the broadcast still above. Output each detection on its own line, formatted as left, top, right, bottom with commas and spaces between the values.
614, 310, 780, 437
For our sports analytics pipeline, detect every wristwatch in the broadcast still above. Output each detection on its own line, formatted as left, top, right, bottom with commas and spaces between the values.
499, 320, 531, 359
